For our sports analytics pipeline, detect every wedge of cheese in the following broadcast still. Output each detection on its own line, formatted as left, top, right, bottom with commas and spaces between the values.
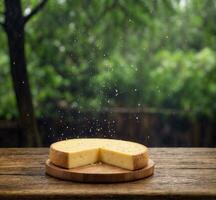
49, 138, 148, 170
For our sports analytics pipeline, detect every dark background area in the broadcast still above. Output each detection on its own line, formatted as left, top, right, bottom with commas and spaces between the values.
0, 0, 216, 147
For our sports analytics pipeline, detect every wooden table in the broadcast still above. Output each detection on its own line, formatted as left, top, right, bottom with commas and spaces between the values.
0, 148, 216, 200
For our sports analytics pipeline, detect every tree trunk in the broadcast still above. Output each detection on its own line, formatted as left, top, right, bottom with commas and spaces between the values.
4, 0, 41, 146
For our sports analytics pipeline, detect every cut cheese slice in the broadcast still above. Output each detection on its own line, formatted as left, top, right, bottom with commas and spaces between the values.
49, 138, 148, 170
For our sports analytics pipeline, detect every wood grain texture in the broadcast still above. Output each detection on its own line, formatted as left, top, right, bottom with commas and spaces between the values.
0, 148, 216, 200
45, 159, 154, 183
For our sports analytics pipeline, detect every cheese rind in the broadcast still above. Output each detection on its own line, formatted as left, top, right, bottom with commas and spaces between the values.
49, 138, 148, 170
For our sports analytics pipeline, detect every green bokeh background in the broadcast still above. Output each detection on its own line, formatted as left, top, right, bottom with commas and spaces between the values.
0, 0, 216, 120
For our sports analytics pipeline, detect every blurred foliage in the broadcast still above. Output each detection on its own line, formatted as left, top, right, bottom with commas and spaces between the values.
0, 0, 216, 119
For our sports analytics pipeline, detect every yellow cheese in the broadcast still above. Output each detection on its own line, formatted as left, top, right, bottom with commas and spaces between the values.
49, 138, 148, 170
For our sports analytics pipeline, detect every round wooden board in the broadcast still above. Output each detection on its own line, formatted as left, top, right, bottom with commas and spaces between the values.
45, 159, 155, 183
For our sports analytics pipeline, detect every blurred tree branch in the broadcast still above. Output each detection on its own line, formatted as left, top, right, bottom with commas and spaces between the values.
23, 0, 48, 24
117, 2, 146, 25
85, 1, 117, 31
93, 1, 117, 24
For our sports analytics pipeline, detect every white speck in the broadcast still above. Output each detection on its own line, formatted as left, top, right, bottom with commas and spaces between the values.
24, 7, 31, 15
134, 88, 137, 92
136, 116, 139, 120
138, 103, 141, 107
69, 23, 75, 30
59, 46, 65, 52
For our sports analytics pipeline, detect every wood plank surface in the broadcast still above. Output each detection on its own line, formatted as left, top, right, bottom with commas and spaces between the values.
0, 148, 216, 200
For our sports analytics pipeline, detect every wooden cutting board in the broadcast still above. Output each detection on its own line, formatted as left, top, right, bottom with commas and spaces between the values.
45, 159, 155, 183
